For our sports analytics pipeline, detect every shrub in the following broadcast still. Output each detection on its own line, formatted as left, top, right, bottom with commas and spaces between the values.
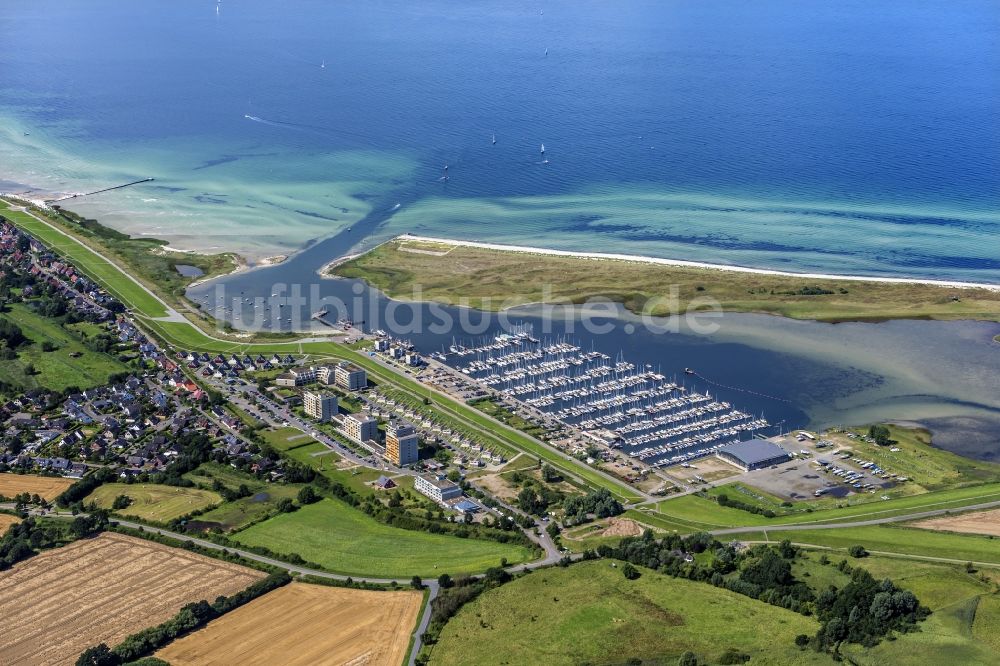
718, 648, 750, 664
677, 651, 698, 666
622, 563, 640, 580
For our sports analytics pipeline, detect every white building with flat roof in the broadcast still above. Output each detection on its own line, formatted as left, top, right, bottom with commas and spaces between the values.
303, 391, 337, 422
334, 362, 367, 391
414, 474, 462, 504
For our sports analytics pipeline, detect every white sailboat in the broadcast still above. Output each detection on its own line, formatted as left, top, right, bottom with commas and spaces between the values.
492, 133, 496, 145
321, 59, 326, 69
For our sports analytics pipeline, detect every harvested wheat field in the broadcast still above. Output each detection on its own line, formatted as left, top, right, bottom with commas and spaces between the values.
0, 532, 263, 665
914, 508, 1000, 537
0, 513, 20, 532
157, 582, 422, 666
0, 472, 74, 500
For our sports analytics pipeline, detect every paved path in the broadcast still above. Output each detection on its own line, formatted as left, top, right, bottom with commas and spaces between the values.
8, 490, 1000, 661
6, 505, 561, 665
5, 198, 645, 506
708, 498, 1000, 536
10, 203, 188, 323
110, 519, 564, 666
739, 540, 1000, 569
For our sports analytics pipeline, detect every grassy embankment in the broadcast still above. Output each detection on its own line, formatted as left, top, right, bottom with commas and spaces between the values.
85, 483, 222, 523
0, 199, 293, 341
50, 207, 240, 302
631, 482, 1000, 532
2, 199, 640, 502
592, 425, 1000, 564
730, 525, 1000, 567
0, 302, 128, 393
333, 238, 1000, 323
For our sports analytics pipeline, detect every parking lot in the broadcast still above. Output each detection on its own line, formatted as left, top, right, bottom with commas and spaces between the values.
740, 435, 898, 502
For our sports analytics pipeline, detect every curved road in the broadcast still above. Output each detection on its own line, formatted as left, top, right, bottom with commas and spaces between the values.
7, 491, 999, 663
5, 199, 647, 506
9, 204, 188, 322
111, 519, 562, 666
7, 506, 561, 666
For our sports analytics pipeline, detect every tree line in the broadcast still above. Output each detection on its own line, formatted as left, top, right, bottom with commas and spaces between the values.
598, 531, 928, 655
77, 571, 291, 665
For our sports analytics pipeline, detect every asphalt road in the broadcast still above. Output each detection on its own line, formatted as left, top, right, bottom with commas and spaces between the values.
112, 519, 564, 666
709, 498, 1000, 535
6, 490, 1000, 662
4, 504, 562, 665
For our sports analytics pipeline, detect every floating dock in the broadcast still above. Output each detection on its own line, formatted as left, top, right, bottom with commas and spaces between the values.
446, 328, 768, 467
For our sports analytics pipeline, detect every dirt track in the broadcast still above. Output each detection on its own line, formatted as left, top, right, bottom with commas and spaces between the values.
157, 582, 422, 666
914, 508, 1000, 537
0, 532, 263, 665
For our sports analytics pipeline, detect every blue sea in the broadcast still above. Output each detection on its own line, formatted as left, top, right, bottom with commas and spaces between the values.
1, 0, 998, 279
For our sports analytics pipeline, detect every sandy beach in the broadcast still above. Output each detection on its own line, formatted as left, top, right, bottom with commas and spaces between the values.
395, 234, 1000, 292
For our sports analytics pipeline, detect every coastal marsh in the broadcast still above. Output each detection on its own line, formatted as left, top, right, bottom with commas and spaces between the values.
334, 238, 1000, 323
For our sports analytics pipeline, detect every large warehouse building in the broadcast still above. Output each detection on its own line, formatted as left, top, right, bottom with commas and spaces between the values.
717, 439, 791, 471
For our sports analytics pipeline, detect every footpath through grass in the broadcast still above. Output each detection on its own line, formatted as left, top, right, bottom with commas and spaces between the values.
729, 524, 1000, 566
634, 482, 1000, 535
2, 202, 170, 318
232, 498, 534, 578
1, 199, 645, 503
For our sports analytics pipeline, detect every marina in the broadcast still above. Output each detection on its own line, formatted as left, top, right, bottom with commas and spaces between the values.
441, 327, 769, 467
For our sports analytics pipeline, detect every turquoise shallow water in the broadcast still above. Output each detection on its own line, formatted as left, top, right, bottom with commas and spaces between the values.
1, 0, 998, 277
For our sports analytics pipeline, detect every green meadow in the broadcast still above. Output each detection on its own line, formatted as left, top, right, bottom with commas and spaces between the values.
86, 483, 221, 523
0, 303, 128, 393
232, 498, 535, 578
429, 560, 825, 666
